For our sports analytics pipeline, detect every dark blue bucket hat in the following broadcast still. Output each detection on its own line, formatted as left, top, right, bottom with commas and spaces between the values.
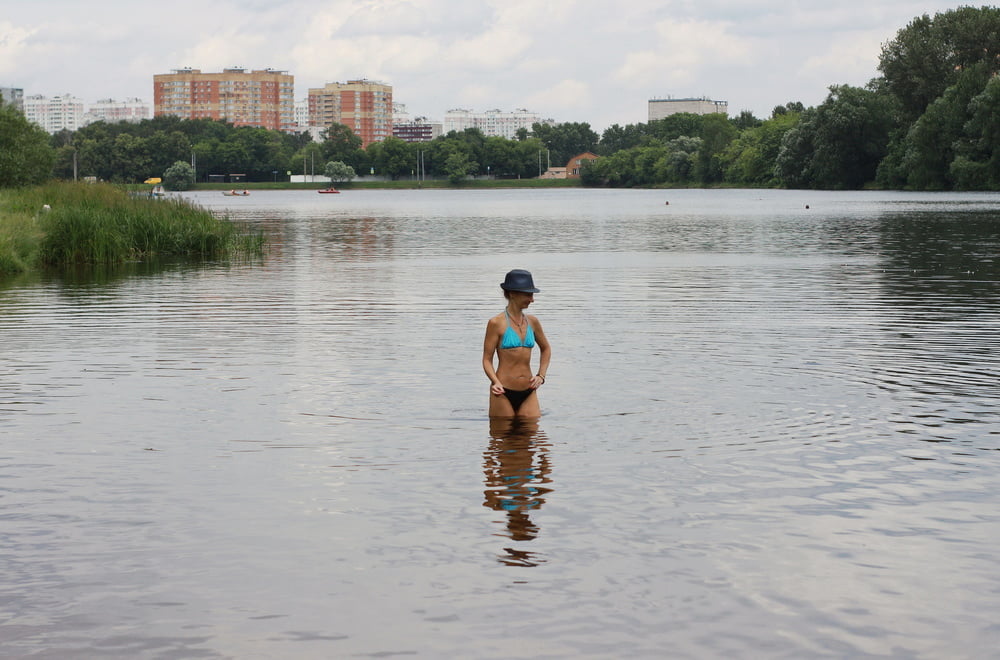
500, 269, 540, 293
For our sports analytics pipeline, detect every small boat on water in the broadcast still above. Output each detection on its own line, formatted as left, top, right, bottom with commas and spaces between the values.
222, 190, 250, 196
317, 187, 340, 194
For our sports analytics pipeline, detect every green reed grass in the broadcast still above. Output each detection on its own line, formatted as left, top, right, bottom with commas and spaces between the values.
0, 182, 263, 274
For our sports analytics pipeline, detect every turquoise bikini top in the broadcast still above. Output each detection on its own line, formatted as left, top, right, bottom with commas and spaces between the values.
500, 310, 535, 349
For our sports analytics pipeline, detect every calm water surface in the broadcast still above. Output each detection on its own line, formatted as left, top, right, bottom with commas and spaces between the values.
2, 188, 999, 658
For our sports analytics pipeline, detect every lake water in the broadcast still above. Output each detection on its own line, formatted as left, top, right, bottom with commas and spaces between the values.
2, 188, 999, 659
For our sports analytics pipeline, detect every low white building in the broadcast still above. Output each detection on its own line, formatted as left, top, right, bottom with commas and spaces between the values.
444, 108, 547, 140
648, 97, 728, 121
24, 94, 85, 133
84, 98, 150, 124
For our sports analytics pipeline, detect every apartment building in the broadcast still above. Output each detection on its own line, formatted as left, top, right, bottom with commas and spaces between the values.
24, 93, 85, 133
85, 98, 150, 124
1, 86, 24, 112
392, 119, 442, 143
153, 67, 296, 132
648, 97, 728, 121
443, 108, 545, 140
391, 103, 441, 142
307, 79, 392, 147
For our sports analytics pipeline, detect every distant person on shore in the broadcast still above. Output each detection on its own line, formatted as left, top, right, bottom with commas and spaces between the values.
482, 269, 551, 418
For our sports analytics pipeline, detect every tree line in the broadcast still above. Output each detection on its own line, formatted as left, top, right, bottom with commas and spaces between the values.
587, 6, 1000, 190
3, 7, 999, 191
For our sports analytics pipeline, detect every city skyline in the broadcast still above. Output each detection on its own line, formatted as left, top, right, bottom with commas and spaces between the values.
0, 0, 971, 132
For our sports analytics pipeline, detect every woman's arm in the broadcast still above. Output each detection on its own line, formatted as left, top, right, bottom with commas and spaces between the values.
482, 318, 505, 395
530, 316, 551, 389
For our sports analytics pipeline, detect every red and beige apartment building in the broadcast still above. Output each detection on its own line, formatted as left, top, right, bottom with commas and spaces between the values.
153, 67, 296, 132
307, 79, 392, 147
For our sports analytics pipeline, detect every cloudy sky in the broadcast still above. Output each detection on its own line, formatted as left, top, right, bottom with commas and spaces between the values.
0, 0, 968, 132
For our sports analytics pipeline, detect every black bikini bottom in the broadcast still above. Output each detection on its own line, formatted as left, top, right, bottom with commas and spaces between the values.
503, 388, 534, 412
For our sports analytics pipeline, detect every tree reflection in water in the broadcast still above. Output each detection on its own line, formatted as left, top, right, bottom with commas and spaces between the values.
483, 417, 553, 567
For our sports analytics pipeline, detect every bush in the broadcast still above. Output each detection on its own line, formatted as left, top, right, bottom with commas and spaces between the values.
163, 160, 196, 191
323, 160, 356, 183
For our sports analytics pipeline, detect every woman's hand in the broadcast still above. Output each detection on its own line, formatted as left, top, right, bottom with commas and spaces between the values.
530, 374, 545, 389
490, 382, 505, 396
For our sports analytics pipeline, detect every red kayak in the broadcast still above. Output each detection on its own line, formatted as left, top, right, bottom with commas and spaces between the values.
317, 188, 340, 194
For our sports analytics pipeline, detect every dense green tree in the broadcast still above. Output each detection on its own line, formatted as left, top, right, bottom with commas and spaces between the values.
75, 135, 114, 181
530, 121, 599, 168
771, 102, 805, 117
0, 102, 55, 187
215, 140, 252, 176
47, 117, 306, 182
191, 139, 223, 180
146, 130, 193, 177
320, 123, 364, 168
599, 123, 645, 154
894, 65, 992, 189
292, 141, 325, 179
694, 114, 738, 183
110, 134, 153, 183
646, 113, 704, 143
659, 136, 701, 182
775, 109, 818, 188
878, 6, 1000, 122
482, 136, 518, 177
952, 75, 1000, 189
163, 160, 196, 190
811, 85, 894, 189
631, 143, 670, 186
776, 86, 893, 189
324, 160, 356, 182
511, 137, 547, 178
444, 151, 477, 184
583, 148, 641, 187
367, 137, 413, 179
721, 113, 799, 185
229, 127, 292, 180
731, 110, 763, 131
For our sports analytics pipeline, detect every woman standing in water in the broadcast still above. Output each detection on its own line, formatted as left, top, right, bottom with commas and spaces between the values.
483, 269, 551, 418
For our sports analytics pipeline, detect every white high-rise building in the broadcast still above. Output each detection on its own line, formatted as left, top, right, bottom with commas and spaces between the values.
294, 97, 310, 129
84, 98, 150, 124
443, 108, 547, 139
24, 94, 85, 133
1, 86, 24, 112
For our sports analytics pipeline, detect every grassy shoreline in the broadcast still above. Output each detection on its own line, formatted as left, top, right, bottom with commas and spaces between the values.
166, 178, 584, 191
0, 182, 263, 276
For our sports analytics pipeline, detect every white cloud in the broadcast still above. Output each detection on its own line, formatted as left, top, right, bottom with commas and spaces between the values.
615, 18, 759, 88
798, 29, 886, 86
0, 0, 975, 128
525, 79, 592, 115
444, 27, 533, 70
0, 22, 36, 75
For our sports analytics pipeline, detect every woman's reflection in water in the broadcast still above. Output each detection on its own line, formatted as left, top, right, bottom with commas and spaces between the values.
483, 417, 553, 567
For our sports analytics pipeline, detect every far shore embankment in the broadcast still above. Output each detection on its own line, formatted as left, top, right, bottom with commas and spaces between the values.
178, 178, 583, 192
